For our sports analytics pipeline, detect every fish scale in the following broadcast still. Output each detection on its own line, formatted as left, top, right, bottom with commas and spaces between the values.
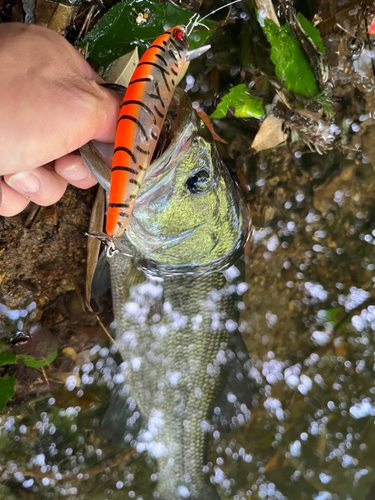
110, 252, 233, 499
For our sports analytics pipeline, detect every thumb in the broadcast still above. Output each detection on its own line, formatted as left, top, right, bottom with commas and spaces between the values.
83, 83, 121, 144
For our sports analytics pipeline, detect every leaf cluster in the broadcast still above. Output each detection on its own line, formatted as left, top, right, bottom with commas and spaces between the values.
211, 12, 328, 119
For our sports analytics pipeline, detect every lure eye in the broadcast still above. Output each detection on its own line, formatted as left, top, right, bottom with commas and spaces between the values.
176, 30, 184, 41
186, 169, 210, 194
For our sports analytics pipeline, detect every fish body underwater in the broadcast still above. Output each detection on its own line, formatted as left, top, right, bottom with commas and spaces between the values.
80, 89, 253, 500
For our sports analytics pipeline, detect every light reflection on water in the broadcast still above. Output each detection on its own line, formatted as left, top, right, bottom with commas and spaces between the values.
2, 7, 375, 500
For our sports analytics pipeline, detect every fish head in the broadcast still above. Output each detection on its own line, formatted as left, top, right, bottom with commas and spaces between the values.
124, 89, 250, 273
81, 89, 250, 274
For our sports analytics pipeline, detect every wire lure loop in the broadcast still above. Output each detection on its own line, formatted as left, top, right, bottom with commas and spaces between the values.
187, 0, 243, 36
106, 240, 119, 259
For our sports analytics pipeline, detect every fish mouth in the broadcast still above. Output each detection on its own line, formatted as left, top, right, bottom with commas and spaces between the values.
124, 90, 210, 258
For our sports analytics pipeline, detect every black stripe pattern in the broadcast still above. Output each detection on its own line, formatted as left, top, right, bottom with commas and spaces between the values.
136, 146, 150, 155
148, 82, 165, 108
117, 115, 148, 141
128, 77, 152, 85
112, 166, 138, 175
121, 100, 156, 124
150, 44, 166, 52
137, 62, 171, 92
130, 179, 141, 188
155, 53, 168, 66
109, 203, 130, 208
113, 147, 136, 163
153, 105, 164, 118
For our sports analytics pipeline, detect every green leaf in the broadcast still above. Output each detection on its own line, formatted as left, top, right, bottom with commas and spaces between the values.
17, 350, 57, 369
317, 308, 346, 327
262, 19, 319, 97
210, 84, 264, 119
0, 351, 17, 367
297, 13, 325, 55
314, 90, 334, 117
80, 0, 214, 67
0, 376, 16, 413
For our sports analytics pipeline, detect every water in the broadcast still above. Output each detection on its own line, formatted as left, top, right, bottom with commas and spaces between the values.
1, 2, 375, 499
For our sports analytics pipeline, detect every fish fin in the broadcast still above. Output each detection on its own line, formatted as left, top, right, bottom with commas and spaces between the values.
217, 258, 258, 427
213, 258, 257, 428
109, 256, 147, 307
213, 331, 257, 428
102, 380, 144, 442
126, 261, 147, 289
90, 249, 111, 299
212, 329, 256, 429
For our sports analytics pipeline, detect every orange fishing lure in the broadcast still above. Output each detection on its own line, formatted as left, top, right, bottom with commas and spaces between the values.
106, 25, 189, 238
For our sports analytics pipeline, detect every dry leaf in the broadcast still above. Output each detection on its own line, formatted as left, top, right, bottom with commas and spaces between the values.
254, 0, 280, 26
47, 4, 79, 34
251, 115, 287, 153
61, 347, 77, 361
192, 103, 228, 144
85, 186, 105, 309
35, 0, 56, 26
103, 47, 139, 86
177, 60, 190, 85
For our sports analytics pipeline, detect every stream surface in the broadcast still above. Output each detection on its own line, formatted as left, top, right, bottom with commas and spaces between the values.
1, 1, 375, 499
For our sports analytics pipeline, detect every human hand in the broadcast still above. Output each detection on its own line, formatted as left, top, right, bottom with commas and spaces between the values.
0, 23, 120, 216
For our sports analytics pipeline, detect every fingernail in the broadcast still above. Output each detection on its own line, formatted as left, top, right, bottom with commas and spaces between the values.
63, 161, 89, 181
7, 172, 41, 194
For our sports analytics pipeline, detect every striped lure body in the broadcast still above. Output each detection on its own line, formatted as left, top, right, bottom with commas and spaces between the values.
106, 26, 189, 238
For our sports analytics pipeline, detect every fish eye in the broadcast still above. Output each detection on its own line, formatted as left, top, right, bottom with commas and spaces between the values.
186, 169, 210, 194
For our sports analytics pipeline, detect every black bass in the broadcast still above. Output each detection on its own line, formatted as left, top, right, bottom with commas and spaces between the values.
80, 88, 253, 500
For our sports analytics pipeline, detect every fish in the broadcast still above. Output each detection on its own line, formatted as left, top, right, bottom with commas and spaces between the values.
80, 88, 253, 500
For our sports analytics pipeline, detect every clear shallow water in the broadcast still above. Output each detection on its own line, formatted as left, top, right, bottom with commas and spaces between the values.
1, 3, 375, 500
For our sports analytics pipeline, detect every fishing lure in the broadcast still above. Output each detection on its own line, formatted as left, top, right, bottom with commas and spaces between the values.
106, 0, 243, 239
106, 25, 190, 238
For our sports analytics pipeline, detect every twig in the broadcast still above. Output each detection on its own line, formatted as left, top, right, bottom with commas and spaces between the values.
77, 5, 96, 40
41, 367, 50, 386
93, 312, 115, 344
23, 203, 41, 229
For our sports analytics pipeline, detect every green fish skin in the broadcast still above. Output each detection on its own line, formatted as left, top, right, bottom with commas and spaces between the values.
81, 89, 252, 500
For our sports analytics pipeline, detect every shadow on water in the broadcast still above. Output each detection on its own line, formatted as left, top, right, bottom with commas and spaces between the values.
1, 0, 375, 499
